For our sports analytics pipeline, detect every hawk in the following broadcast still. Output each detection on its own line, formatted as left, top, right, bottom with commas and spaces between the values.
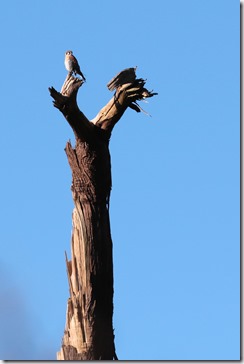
64, 50, 86, 81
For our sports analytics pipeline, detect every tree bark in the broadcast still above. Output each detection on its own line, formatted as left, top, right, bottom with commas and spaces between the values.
49, 69, 157, 360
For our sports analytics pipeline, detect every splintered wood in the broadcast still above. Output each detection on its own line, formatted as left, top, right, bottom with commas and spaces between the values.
57, 205, 93, 360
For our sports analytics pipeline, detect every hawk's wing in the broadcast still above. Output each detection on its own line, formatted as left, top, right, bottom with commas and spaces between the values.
107, 67, 137, 91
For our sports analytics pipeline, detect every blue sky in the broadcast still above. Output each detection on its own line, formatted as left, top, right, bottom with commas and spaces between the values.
0, 0, 240, 360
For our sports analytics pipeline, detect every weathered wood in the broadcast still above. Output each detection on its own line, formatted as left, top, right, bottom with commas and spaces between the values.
49, 68, 157, 360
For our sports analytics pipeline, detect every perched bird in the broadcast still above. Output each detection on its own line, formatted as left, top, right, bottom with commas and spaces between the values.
64, 50, 86, 81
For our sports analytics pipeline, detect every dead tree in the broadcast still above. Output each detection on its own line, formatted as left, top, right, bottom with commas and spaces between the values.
49, 67, 157, 360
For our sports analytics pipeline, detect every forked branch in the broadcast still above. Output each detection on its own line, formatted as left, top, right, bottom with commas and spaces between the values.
49, 67, 157, 140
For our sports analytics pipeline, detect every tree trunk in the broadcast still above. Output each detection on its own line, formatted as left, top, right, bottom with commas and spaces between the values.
49, 69, 157, 360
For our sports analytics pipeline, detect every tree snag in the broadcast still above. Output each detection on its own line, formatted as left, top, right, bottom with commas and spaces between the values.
49, 68, 157, 360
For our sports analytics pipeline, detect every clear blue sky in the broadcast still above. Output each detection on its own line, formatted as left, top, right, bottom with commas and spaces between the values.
0, 0, 240, 360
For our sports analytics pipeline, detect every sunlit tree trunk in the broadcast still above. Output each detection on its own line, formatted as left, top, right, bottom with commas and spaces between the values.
49, 69, 156, 360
